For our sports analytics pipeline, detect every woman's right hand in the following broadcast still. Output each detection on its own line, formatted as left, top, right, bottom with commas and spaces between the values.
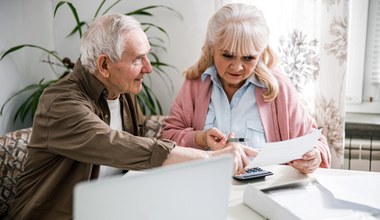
195, 128, 227, 150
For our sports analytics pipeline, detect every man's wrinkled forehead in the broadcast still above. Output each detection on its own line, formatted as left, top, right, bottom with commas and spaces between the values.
122, 29, 151, 57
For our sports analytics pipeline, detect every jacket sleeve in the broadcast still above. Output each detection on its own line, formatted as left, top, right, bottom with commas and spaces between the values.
160, 79, 205, 149
273, 71, 331, 168
32, 94, 175, 170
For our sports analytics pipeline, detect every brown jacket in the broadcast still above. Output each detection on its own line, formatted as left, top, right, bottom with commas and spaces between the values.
9, 60, 175, 220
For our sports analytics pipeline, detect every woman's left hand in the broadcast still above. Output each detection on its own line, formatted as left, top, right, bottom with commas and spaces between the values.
289, 148, 322, 174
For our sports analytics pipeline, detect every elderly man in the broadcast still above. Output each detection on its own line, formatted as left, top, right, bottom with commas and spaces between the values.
9, 13, 255, 220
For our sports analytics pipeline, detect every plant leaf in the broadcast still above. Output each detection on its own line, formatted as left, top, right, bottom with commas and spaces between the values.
66, 21, 87, 38
101, 0, 122, 15
148, 36, 165, 45
15, 79, 57, 122
1, 83, 41, 116
141, 22, 170, 41
54, 1, 83, 38
1, 44, 61, 62
0, 78, 58, 123
93, 0, 106, 19
149, 42, 167, 52
53, 1, 66, 17
126, 5, 183, 20
137, 83, 163, 115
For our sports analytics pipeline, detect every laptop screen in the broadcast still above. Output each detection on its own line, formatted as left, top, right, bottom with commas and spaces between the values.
73, 155, 233, 220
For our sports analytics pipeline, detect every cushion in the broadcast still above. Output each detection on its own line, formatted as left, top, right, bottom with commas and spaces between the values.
0, 128, 32, 218
144, 115, 167, 138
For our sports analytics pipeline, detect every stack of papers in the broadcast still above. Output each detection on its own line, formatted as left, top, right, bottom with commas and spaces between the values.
244, 179, 380, 220
316, 175, 380, 211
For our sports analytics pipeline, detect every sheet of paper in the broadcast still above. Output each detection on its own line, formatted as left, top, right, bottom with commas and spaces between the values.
265, 183, 380, 219
247, 129, 321, 168
316, 175, 380, 210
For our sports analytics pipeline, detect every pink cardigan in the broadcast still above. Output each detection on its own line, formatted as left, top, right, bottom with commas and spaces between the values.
161, 71, 331, 168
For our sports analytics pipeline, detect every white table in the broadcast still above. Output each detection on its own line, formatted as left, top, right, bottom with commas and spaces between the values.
227, 165, 380, 220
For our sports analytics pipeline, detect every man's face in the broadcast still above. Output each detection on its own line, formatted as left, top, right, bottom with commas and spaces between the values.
105, 28, 152, 99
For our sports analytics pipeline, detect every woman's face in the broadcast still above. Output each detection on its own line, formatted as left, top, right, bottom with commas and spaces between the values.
212, 44, 259, 90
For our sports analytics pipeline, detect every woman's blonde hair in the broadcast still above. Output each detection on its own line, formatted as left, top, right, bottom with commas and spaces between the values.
184, 3, 279, 101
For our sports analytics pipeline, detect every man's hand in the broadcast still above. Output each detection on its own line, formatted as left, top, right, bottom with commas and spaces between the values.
289, 148, 322, 174
210, 142, 258, 175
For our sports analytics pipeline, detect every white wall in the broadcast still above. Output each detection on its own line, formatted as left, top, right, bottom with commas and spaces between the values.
0, 0, 218, 134
0, 0, 55, 134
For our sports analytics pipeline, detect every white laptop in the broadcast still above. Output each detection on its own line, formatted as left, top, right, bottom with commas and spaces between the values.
73, 155, 233, 220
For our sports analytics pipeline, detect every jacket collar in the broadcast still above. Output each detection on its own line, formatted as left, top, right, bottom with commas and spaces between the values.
71, 59, 108, 103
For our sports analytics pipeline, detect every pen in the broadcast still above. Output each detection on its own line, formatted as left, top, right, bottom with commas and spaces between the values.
227, 138, 249, 142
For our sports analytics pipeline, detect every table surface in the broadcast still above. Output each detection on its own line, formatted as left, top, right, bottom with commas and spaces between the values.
226, 165, 380, 220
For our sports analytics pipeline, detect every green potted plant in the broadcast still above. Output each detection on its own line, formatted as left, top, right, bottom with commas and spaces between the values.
0, 0, 181, 123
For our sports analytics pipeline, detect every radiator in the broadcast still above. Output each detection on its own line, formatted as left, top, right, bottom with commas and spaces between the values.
344, 136, 380, 171
344, 122, 380, 172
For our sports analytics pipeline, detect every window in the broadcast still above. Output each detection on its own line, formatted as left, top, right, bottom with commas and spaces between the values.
346, 0, 380, 114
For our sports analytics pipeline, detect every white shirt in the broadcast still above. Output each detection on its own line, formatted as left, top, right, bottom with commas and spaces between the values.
107, 98, 123, 131
98, 98, 124, 178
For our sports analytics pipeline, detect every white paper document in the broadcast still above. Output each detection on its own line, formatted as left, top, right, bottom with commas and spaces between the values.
247, 129, 322, 168
248, 182, 380, 220
316, 175, 380, 211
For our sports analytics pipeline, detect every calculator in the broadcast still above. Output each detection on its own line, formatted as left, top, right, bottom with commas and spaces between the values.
233, 167, 273, 180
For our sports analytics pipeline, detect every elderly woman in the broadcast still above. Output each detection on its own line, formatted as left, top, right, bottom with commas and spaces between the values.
161, 3, 331, 174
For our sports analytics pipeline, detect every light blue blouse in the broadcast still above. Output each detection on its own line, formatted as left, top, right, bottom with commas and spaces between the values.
201, 65, 267, 149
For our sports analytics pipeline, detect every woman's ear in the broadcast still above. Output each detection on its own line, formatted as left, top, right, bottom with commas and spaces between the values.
97, 55, 109, 77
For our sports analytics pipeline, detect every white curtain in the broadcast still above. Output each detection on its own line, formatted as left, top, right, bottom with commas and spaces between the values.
222, 0, 348, 168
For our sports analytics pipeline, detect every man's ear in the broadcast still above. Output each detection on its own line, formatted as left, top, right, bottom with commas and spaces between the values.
97, 55, 109, 77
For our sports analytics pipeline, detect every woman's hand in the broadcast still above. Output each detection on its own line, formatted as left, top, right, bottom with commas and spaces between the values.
289, 148, 322, 174
195, 128, 227, 150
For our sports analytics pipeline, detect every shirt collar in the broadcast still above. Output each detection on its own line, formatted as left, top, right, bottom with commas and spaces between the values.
201, 64, 267, 88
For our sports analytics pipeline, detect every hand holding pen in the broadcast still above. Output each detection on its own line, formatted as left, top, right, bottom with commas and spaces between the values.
227, 137, 250, 142
195, 127, 249, 151
195, 127, 226, 150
